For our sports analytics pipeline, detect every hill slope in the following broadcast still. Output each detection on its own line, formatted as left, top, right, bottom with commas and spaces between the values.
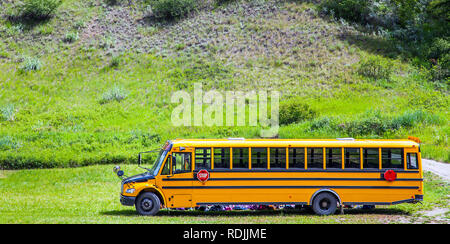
0, 0, 448, 168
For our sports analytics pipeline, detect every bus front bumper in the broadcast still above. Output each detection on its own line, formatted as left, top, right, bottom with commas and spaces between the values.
120, 195, 136, 206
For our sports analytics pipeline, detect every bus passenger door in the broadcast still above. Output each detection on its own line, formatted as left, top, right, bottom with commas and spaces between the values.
158, 150, 193, 208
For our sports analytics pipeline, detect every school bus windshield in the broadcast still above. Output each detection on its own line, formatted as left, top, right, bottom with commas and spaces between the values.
148, 149, 168, 176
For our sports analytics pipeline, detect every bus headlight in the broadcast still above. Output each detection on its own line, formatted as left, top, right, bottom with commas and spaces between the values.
125, 188, 135, 194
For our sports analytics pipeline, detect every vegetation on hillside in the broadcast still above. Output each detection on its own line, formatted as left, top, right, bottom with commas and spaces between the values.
0, 0, 448, 169
319, 0, 449, 86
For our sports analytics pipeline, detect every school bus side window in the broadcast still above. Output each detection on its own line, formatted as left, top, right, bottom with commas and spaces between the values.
345, 148, 360, 169
326, 148, 342, 169
363, 148, 379, 169
382, 148, 404, 169
308, 148, 323, 168
172, 152, 191, 173
214, 147, 230, 169
407, 153, 418, 169
270, 148, 286, 168
252, 148, 267, 169
195, 148, 211, 169
161, 156, 170, 175
289, 148, 305, 168
233, 148, 249, 169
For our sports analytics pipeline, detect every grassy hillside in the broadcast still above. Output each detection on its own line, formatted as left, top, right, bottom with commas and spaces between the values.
0, 0, 448, 169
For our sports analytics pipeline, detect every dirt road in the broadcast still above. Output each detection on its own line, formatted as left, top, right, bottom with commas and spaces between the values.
422, 159, 450, 181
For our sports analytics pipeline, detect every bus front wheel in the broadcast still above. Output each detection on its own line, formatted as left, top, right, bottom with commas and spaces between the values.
135, 192, 161, 216
312, 192, 338, 215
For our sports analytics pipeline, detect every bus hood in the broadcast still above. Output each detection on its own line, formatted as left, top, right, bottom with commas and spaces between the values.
122, 172, 155, 184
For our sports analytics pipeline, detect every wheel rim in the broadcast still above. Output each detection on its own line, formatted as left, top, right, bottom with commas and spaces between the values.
319, 199, 331, 211
141, 198, 153, 211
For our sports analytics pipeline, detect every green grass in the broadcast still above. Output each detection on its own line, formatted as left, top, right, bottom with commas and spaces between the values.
0, 165, 447, 224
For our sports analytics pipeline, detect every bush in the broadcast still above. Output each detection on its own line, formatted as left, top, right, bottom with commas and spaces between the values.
215, 0, 236, 5
63, 31, 79, 43
0, 136, 22, 151
183, 61, 230, 80
105, 0, 122, 5
343, 115, 388, 136
319, 0, 371, 23
430, 57, 449, 84
151, 0, 197, 20
427, 38, 450, 61
109, 56, 121, 68
279, 98, 316, 125
20, 56, 41, 71
307, 110, 441, 137
0, 104, 17, 122
19, 0, 62, 20
100, 85, 128, 104
309, 116, 337, 132
357, 55, 394, 80
319, 0, 424, 29
427, 38, 450, 83
390, 110, 442, 129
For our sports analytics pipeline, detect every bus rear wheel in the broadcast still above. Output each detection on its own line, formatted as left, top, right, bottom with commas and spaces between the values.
135, 192, 160, 216
312, 192, 338, 215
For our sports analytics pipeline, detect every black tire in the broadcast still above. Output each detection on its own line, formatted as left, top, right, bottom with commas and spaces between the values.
135, 192, 160, 216
312, 192, 338, 215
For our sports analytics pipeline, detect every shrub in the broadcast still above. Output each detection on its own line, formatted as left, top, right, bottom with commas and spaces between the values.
5, 24, 24, 36
427, 38, 450, 61
0, 136, 22, 151
63, 31, 79, 43
357, 55, 394, 80
319, 0, 424, 29
105, 0, 122, 5
183, 61, 230, 80
430, 57, 449, 84
333, 110, 442, 136
100, 85, 128, 104
109, 56, 121, 68
19, 0, 62, 20
279, 98, 316, 125
73, 20, 86, 30
0, 104, 17, 121
390, 110, 442, 129
319, 0, 371, 23
215, 0, 236, 5
309, 116, 337, 132
427, 38, 450, 83
151, 0, 197, 20
392, 0, 424, 28
99, 35, 115, 50
20, 57, 41, 71
342, 112, 388, 136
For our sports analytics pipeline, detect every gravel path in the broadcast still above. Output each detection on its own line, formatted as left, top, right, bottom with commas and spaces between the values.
422, 158, 450, 182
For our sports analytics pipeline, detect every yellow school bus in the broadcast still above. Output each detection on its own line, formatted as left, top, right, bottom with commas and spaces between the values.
115, 137, 423, 215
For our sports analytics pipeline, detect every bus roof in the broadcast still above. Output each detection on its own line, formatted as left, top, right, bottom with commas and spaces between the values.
170, 138, 420, 148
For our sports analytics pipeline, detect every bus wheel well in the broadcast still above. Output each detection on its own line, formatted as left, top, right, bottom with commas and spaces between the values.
309, 189, 341, 206
139, 188, 165, 207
